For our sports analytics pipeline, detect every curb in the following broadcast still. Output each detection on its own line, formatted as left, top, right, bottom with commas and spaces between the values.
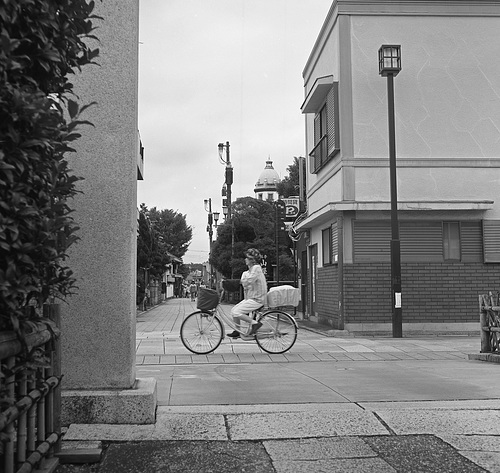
468, 352, 500, 363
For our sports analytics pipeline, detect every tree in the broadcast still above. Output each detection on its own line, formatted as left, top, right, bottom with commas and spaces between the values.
210, 197, 294, 281
276, 156, 306, 199
148, 207, 192, 258
137, 204, 192, 280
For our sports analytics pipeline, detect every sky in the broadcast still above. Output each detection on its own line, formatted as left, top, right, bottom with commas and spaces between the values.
137, 0, 332, 264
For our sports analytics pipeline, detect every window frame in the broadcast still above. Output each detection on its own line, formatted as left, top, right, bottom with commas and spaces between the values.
443, 221, 461, 261
322, 226, 332, 265
309, 82, 340, 174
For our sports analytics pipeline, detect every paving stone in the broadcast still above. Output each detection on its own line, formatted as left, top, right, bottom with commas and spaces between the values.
364, 434, 486, 473
460, 451, 500, 473
98, 441, 274, 473
227, 409, 388, 440
263, 437, 377, 460
375, 409, 500, 435
65, 423, 154, 441
439, 434, 500, 453
271, 457, 397, 473
151, 413, 227, 440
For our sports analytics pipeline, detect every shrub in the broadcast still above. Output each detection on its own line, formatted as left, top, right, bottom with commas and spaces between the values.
0, 0, 100, 332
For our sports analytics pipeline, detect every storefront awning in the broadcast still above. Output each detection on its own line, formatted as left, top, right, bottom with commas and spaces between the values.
296, 200, 494, 229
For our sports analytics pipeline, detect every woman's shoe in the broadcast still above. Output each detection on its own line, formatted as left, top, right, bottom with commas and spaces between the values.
227, 331, 240, 338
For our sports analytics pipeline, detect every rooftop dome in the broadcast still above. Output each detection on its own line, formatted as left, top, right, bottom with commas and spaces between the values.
254, 160, 280, 193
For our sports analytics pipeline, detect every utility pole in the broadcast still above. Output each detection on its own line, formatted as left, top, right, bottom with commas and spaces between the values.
218, 142, 234, 278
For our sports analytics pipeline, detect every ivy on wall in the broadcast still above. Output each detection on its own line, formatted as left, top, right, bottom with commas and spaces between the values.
0, 0, 100, 332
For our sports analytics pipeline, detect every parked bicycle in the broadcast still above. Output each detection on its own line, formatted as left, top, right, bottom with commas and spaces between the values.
180, 287, 298, 355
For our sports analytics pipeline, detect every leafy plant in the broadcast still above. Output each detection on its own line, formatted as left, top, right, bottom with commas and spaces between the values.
0, 0, 100, 332
137, 204, 193, 280
210, 196, 294, 280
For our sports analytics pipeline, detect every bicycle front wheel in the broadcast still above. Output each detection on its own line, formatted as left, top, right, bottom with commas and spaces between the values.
255, 310, 298, 354
180, 311, 223, 354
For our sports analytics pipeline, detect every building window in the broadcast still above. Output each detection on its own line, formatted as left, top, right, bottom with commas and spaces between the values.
258, 193, 263, 200
461, 221, 482, 262
483, 220, 500, 262
309, 83, 339, 174
443, 222, 460, 261
322, 227, 331, 265
353, 220, 483, 263
267, 193, 274, 201
331, 220, 339, 263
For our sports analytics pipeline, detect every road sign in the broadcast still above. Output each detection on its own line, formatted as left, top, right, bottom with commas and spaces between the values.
283, 198, 299, 220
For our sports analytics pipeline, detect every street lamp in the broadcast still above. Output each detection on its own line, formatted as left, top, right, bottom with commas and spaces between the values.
218, 142, 233, 222
218, 141, 234, 277
379, 44, 402, 338
204, 198, 220, 289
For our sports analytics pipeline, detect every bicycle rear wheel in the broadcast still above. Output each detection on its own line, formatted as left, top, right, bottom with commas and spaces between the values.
255, 310, 298, 354
180, 311, 223, 354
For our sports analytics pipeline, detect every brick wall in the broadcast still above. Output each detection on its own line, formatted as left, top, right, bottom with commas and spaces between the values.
343, 262, 500, 324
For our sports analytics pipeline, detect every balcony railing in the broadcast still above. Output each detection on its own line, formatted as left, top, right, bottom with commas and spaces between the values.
309, 135, 329, 173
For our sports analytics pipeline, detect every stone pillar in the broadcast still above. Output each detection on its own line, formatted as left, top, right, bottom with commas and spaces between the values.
60, 0, 156, 424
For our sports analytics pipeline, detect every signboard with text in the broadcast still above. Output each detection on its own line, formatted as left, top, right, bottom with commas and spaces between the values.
282, 198, 299, 222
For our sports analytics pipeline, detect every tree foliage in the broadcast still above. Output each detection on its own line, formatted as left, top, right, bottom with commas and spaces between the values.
148, 207, 192, 258
276, 156, 305, 199
0, 0, 100, 332
137, 204, 192, 280
210, 196, 294, 280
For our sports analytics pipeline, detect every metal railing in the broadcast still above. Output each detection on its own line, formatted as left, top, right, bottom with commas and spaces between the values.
309, 135, 329, 173
479, 292, 500, 353
0, 305, 62, 473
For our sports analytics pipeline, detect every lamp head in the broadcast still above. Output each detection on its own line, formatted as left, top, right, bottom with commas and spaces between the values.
378, 45, 401, 77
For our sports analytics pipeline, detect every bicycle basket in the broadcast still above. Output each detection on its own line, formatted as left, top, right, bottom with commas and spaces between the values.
196, 287, 219, 310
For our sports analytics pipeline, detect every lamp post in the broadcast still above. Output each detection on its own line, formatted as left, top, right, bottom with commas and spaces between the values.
212, 211, 219, 288
218, 142, 233, 221
204, 199, 220, 288
378, 44, 402, 338
218, 141, 234, 277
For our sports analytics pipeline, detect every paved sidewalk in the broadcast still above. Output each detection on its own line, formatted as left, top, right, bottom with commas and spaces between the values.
136, 298, 481, 365
58, 298, 500, 472
62, 400, 500, 472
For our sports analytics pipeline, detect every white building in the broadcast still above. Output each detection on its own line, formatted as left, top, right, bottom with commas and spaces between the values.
297, 0, 500, 335
254, 160, 281, 201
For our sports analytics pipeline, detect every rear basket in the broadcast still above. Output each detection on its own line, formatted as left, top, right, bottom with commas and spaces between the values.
196, 287, 219, 311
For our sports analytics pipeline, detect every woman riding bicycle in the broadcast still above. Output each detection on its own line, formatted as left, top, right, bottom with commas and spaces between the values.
227, 248, 267, 339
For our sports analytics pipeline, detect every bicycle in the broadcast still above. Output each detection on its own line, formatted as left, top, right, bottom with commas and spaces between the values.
180, 288, 298, 355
